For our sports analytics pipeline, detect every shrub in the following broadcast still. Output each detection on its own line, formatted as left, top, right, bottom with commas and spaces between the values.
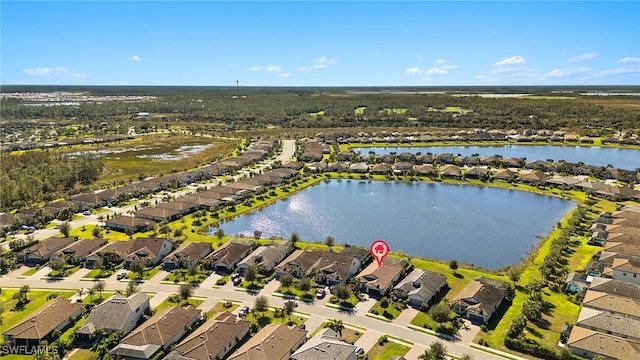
216, 278, 228, 285
380, 297, 389, 308
377, 335, 388, 345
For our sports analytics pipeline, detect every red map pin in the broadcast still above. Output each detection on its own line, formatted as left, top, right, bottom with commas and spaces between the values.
370, 240, 390, 267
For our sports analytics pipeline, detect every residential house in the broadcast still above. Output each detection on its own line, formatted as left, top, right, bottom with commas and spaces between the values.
17, 237, 73, 265
493, 169, 518, 182
518, 170, 550, 185
567, 327, 640, 360
452, 277, 510, 324
439, 164, 462, 179
227, 324, 307, 360
110, 306, 202, 360
355, 260, 406, 298
51, 238, 107, 265
348, 162, 369, 173
135, 206, 183, 223
85, 237, 174, 269
204, 240, 254, 273
611, 258, 640, 285
275, 250, 362, 286
582, 289, 640, 320
564, 273, 590, 294
291, 328, 358, 360
165, 311, 250, 360
104, 214, 155, 233
464, 166, 489, 179
576, 307, 640, 342
237, 241, 293, 276
394, 269, 447, 309
4, 298, 83, 349
162, 242, 212, 270
394, 162, 414, 174
371, 163, 392, 175
76, 293, 150, 337
416, 164, 437, 177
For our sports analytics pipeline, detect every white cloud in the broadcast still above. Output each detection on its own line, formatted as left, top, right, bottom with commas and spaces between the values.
435, 59, 447, 64
279, 72, 291, 78
314, 56, 337, 69
299, 66, 312, 72
250, 65, 283, 72
566, 52, 598, 63
545, 67, 590, 78
617, 57, 640, 64
23, 67, 86, 81
405, 67, 423, 74
426, 68, 447, 75
493, 56, 526, 66
416, 54, 423, 59
131, 55, 143, 62
598, 66, 640, 76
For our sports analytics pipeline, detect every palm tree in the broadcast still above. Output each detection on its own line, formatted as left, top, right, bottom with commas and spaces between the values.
326, 319, 344, 337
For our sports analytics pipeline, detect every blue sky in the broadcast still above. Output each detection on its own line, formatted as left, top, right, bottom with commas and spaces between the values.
2, 1, 639, 86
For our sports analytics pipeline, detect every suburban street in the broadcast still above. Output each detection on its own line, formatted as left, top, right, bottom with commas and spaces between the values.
0, 138, 524, 359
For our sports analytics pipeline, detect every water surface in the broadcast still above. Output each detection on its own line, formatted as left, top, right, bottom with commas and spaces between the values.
220, 180, 575, 270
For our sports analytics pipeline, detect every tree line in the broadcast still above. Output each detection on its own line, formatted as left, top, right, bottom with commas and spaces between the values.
0, 151, 103, 210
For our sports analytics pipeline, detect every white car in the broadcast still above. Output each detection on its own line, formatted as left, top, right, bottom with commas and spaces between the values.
116, 271, 127, 280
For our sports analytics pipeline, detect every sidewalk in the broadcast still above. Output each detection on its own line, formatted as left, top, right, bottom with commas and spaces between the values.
394, 306, 419, 326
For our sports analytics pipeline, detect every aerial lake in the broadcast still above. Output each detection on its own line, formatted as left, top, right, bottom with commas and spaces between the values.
219, 180, 576, 270
351, 145, 640, 170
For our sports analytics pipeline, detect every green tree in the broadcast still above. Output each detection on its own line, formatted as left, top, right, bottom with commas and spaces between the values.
179, 283, 194, 301
215, 227, 225, 240
59, 221, 71, 238
290, 232, 300, 245
297, 277, 311, 293
130, 258, 145, 279
428, 302, 451, 324
449, 259, 459, 273
187, 263, 198, 283
125, 227, 135, 239
254, 295, 269, 316
507, 265, 523, 284
49, 256, 67, 275
326, 319, 344, 337
522, 298, 543, 321
125, 280, 139, 296
283, 299, 296, 321
244, 264, 258, 284
324, 236, 335, 248
333, 283, 351, 300
279, 273, 294, 288
93, 280, 106, 300
92, 225, 102, 238
419, 341, 448, 360
507, 315, 527, 338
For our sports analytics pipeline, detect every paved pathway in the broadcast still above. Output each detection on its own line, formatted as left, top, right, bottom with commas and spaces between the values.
394, 306, 419, 326
30, 266, 52, 279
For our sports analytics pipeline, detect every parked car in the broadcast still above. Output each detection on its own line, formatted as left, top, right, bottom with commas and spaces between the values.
116, 271, 127, 280
285, 299, 298, 307
232, 277, 242, 286
316, 288, 326, 299
355, 347, 364, 355
238, 305, 250, 316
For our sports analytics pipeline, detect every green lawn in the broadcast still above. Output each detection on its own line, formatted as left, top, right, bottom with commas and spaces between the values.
1, 290, 75, 333
82, 291, 115, 305
47, 264, 81, 278
128, 265, 162, 280
204, 300, 239, 319
366, 340, 410, 360
67, 349, 96, 360
369, 301, 405, 320
155, 296, 204, 311
354, 107, 367, 115
329, 293, 360, 308
244, 308, 306, 331
83, 268, 115, 279
20, 267, 39, 276
163, 269, 210, 284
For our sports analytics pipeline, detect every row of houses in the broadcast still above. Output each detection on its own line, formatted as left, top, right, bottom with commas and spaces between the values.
0, 138, 277, 231
564, 206, 640, 359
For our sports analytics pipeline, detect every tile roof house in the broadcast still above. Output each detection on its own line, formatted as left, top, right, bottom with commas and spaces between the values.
237, 241, 293, 276
135, 206, 183, 223
452, 277, 510, 324
355, 260, 407, 298
611, 258, 640, 285
162, 242, 212, 270
291, 328, 358, 360
227, 324, 307, 360
567, 326, 640, 360
589, 277, 640, 300
275, 250, 362, 286
51, 238, 107, 265
439, 164, 461, 179
518, 170, 550, 184
105, 214, 155, 233
76, 292, 150, 337
4, 297, 83, 349
165, 311, 250, 360
17, 237, 74, 265
492, 169, 517, 182
85, 237, 174, 269
582, 289, 640, 320
203, 240, 254, 273
394, 269, 447, 309
576, 306, 640, 342
110, 305, 202, 360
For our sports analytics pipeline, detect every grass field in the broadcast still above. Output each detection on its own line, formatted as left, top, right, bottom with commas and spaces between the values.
428, 106, 474, 113
366, 339, 410, 360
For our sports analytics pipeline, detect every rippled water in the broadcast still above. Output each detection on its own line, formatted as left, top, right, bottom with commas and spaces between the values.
219, 180, 576, 270
352, 145, 640, 170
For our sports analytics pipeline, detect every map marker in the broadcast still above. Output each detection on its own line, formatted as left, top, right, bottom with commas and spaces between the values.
370, 239, 389, 267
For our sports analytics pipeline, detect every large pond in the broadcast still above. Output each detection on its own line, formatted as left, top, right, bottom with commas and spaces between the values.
219, 180, 575, 270
351, 145, 640, 170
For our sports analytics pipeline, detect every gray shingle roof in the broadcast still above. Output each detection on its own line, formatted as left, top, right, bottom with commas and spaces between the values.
76, 293, 149, 335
